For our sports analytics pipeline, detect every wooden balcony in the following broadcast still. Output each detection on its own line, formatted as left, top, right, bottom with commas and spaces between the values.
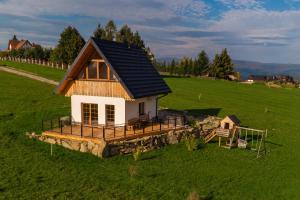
42, 117, 186, 143
65, 80, 133, 100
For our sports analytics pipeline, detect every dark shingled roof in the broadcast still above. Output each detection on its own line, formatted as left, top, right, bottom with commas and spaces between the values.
227, 115, 241, 125
92, 38, 171, 99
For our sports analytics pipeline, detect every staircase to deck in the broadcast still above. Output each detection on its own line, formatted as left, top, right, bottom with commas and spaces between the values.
204, 129, 217, 143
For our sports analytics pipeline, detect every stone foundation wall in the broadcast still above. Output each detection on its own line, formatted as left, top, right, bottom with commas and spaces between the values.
27, 128, 194, 158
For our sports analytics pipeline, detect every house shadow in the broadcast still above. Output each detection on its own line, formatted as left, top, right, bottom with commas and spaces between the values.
185, 108, 222, 118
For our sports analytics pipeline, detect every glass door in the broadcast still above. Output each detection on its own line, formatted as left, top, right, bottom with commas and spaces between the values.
82, 103, 98, 125
105, 105, 115, 126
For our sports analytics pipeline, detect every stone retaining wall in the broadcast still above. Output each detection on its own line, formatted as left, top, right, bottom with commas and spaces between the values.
27, 128, 194, 158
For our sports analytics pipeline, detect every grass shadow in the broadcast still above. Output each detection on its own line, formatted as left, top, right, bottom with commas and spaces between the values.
186, 108, 222, 117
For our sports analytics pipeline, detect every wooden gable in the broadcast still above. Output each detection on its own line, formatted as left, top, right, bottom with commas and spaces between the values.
58, 41, 133, 100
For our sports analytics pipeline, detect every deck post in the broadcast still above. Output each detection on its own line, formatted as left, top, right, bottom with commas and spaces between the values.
60, 120, 63, 134
124, 125, 126, 137
70, 122, 72, 135
91, 126, 94, 138
80, 124, 83, 137
103, 128, 105, 139
168, 118, 170, 128
114, 127, 116, 138
152, 120, 154, 131
174, 118, 177, 130
160, 121, 162, 131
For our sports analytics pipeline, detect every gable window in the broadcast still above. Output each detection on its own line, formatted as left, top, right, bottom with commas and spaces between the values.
139, 102, 145, 116
88, 61, 98, 79
78, 59, 116, 81
99, 62, 108, 79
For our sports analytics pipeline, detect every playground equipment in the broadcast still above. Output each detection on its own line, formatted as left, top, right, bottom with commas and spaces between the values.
236, 126, 267, 158
204, 115, 267, 158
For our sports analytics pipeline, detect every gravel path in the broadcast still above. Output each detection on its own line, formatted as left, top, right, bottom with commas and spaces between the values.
0, 66, 59, 85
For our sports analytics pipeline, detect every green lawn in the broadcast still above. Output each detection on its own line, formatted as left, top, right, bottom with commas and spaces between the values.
0, 60, 66, 81
0, 68, 299, 199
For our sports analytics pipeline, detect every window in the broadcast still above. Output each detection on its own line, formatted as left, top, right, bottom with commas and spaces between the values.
87, 61, 97, 79
105, 105, 115, 125
99, 63, 108, 79
139, 102, 145, 116
82, 103, 98, 125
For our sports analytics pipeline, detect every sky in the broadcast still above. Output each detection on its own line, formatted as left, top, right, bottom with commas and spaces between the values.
1, 0, 300, 63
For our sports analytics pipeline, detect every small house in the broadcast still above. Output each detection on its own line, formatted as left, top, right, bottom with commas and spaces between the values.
220, 115, 240, 130
7, 35, 33, 51
55, 38, 171, 127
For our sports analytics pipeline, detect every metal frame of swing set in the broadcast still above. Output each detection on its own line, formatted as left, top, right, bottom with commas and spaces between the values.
236, 126, 267, 158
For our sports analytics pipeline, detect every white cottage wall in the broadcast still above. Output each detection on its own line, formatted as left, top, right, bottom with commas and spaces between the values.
125, 96, 157, 121
71, 95, 126, 125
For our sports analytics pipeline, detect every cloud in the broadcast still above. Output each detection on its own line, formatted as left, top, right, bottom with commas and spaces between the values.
218, 0, 263, 9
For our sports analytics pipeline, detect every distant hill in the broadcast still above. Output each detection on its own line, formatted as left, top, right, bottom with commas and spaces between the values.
233, 60, 300, 80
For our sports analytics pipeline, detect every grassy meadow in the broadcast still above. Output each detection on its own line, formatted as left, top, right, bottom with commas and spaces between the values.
0, 62, 299, 199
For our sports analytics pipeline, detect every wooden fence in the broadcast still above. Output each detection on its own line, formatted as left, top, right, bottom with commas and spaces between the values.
0, 57, 70, 70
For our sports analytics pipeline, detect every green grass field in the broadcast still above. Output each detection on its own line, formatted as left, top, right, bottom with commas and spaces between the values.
0, 60, 66, 81
0, 63, 299, 199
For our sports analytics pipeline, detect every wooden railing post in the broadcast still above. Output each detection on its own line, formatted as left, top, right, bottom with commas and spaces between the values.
160, 121, 162, 131
124, 125, 126, 137
168, 118, 170, 128
60, 120, 63, 134
103, 127, 105, 139
174, 118, 177, 130
152, 120, 154, 131
70, 122, 72, 135
91, 126, 94, 138
80, 124, 83, 137
114, 127, 116, 138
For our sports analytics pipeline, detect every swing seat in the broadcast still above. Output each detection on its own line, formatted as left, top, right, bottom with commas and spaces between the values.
238, 139, 247, 149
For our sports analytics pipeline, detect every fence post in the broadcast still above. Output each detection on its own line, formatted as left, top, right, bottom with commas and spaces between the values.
70, 121, 72, 135
91, 126, 94, 138
114, 127, 116, 138
80, 124, 83, 137
103, 127, 105, 139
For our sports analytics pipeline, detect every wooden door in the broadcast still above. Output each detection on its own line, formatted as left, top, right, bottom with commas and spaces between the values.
82, 103, 98, 125
105, 105, 115, 126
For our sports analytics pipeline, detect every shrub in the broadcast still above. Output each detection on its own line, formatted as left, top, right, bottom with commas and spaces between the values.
133, 146, 142, 161
185, 135, 197, 151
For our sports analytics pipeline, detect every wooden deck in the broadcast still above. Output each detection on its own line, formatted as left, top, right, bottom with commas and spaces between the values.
43, 122, 185, 143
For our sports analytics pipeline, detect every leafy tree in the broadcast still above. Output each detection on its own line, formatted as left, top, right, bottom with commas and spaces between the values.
93, 23, 106, 40
132, 31, 145, 48
104, 20, 117, 41
219, 48, 234, 77
170, 59, 176, 75
209, 48, 234, 78
196, 50, 209, 75
54, 26, 85, 64
116, 24, 133, 44
209, 53, 221, 77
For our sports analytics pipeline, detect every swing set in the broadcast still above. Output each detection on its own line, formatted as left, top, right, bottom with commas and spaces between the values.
236, 126, 267, 158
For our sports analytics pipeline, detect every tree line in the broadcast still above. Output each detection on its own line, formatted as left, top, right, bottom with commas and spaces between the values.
155, 48, 237, 79
0, 20, 151, 65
